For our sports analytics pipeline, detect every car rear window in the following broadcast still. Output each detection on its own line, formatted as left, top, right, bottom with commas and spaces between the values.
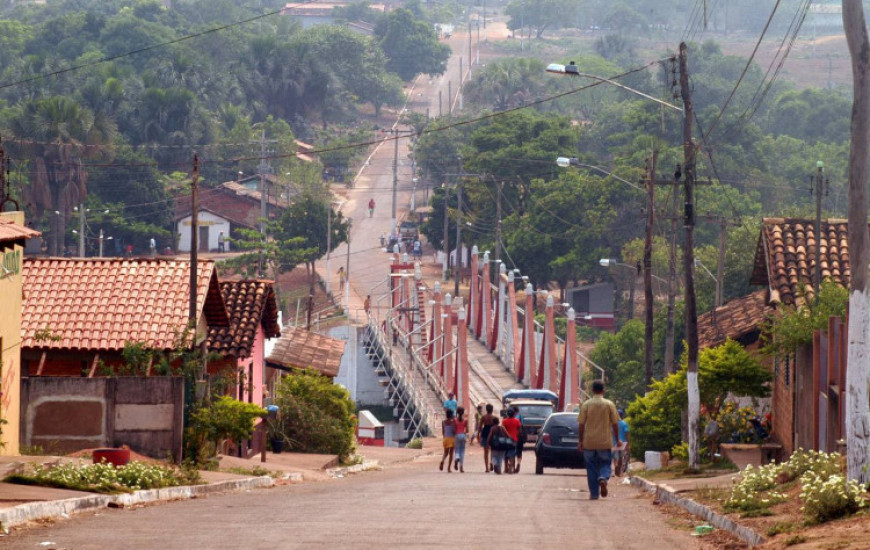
516, 405, 553, 418
546, 415, 578, 429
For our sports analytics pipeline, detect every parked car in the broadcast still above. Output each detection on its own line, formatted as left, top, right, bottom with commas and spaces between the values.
506, 398, 554, 446
535, 412, 584, 474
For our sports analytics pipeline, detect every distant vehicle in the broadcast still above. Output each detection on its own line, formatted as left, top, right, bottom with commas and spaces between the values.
535, 412, 585, 475
502, 388, 559, 408
505, 398, 554, 446
398, 220, 419, 240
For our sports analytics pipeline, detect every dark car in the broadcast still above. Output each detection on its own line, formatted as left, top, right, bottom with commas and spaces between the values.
535, 412, 585, 474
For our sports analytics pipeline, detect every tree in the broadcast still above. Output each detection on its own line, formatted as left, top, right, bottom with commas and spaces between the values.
504, 0, 572, 39
375, 8, 450, 81
588, 320, 646, 406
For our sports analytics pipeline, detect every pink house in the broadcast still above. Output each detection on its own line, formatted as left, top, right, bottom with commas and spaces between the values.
207, 280, 281, 408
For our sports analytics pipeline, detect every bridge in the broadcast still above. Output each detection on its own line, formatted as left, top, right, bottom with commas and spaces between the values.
360, 245, 605, 441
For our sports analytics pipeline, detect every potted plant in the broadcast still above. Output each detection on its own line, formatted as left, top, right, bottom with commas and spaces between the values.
266, 405, 285, 453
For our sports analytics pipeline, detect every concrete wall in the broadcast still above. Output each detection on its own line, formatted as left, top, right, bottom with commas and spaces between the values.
21, 377, 184, 460
0, 212, 26, 455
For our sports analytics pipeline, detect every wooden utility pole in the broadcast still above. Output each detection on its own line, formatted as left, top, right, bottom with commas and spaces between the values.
454, 181, 463, 298
442, 185, 450, 281
665, 166, 680, 374
812, 161, 826, 298
189, 154, 200, 326
679, 42, 701, 470
843, 0, 870, 484
643, 150, 658, 389
494, 181, 503, 265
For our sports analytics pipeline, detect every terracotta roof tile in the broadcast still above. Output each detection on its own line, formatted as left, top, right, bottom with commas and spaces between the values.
22, 258, 228, 352
0, 217, 40, 243
266, 326, 346, 377
206, 280, 281, 359
698, 289, 773, 349
751, 218, 852, 306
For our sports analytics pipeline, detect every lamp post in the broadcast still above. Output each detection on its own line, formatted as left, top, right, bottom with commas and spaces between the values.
600, 258, 638, 321
556, 157, 642, 190
694, 258, 722, 308
98, 229, 113, 258
546, 62, 683, 112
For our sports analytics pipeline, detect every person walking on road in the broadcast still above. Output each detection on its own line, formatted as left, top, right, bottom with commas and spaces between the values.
577, 380, 620, 500
472, 404, 484, 446
476, 404, 497, 472
337, 266, 346, 291
368, 198, 375, 218
453, 407, 468, 473
440, 409, 457, 472
511, 405, 528, 474
443, 392, 457, 415
486, 418, 510, 475
501, 407, 522, 474
613, 408, 630, 477
364, 295, 371, 316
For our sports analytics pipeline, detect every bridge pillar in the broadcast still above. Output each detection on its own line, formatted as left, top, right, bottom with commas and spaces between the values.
469, 246, 478, 334
428, 282, 442, 371
480, 251, 491, 345
518, 283, 535, 386
490, 262, 505, 352
504, 269, 520, 375
538, 293, 557, 392
560, 307, 579, 411
443, 293, 454, 392
456, 306, 469, 414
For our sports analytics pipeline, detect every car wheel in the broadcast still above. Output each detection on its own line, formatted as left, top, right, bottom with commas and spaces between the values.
535, 459, 544, 475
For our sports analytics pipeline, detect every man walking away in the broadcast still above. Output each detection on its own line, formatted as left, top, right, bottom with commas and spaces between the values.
218, 231, 225, 253
577, 380, 620, 500
149, 237, 156, 257
368, 198, 375, 218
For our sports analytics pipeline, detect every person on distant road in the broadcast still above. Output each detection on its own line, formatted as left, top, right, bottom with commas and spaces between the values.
443, 392, 457, 415
337, 266, 346, 291
453, 407, 468, 473
364, 295, 371, 316
501, 407, 521, 474
476, 404, 498, 472
368, 198, 375, 217
612, 408, 630, 477
577, 380, 620, 500
486, 418, 510, 475
439, 409, 457, 472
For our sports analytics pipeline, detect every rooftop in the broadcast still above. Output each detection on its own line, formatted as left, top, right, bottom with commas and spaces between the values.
266, 325, 346, 377
207, 280, 281, 358
698, 289, 772, 349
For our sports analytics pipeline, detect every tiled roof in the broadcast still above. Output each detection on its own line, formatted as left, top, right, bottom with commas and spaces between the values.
173, 182, 291, 227
22, 258, 228, 352
698, 289, 773, 349
266, 326, 346, 377
0, 217, 40, 243
207, 280, 281, 358
751, 218, 850, 306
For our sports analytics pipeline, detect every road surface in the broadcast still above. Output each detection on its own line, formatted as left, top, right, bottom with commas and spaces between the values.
4, 451, 699, 549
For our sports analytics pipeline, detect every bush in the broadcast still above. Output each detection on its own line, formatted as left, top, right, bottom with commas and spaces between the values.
725, 463, 787, 513
185, 396, 267, 465
6, 461, 200, 493
272, 371, 357, 461
800, 472, 867, 523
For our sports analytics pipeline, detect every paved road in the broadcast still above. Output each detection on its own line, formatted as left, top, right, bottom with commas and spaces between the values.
4, 452, 698, 549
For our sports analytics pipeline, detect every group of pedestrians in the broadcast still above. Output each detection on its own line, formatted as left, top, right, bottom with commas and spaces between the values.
439, 397, 526, 475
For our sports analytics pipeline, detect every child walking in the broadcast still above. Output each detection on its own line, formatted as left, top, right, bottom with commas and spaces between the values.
453, 407, 468, 473
439, 409, 457, 472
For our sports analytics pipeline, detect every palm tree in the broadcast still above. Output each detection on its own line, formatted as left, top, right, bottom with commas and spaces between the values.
9, 96, 116, 256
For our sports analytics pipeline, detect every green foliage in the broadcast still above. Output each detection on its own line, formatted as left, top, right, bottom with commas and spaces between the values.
761, 280, 849, 357
6, 461, 201, 494
375, 8, 450, 80
589, 320, 646, 406
186, 396, 267, 463
504, 0, 574, 38
405, 438, 423, 449
272, 371, 357, 461
800, 471, 867, 524
627, 339, 770, 456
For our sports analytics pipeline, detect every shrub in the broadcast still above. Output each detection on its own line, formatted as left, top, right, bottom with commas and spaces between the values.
6, 461, 200, 493
670, 441, 689, 462
186, 396, 267, 465
777, 448, 842, 483
272, 371, 357, 461
406, 438, 423, 449
725, 463, 787, 513
800, 472, 867, 524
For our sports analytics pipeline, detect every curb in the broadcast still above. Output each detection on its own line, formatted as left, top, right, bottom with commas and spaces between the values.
327, 460, 380, 478
630, 476, 765, 547
0, 476, 274, 531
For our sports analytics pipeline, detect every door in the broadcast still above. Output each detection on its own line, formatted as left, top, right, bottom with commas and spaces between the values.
199, 226, 209, 252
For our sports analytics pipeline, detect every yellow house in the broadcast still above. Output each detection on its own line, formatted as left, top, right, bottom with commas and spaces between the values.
0, 211, 39, 455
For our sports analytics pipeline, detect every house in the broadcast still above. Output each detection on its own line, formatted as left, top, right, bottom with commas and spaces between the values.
206, 280, 281, 406
0, 212, 40, 454
566, 282, 616, 330
20, 258, 229, 377
749, 217, 852, 455
697, 289, 772, 351
266, 325, 346, 383
174, 179, 295, 253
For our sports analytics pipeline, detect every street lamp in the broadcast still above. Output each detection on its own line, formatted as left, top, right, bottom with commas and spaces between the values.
694, 258, 722, 308
556, 157, 642, 191
98, 229, 113, 258
546, 61, 683, 112
600, 258, 639, 321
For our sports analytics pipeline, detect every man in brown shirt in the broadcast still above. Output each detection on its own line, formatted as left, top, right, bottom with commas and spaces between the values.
577, 380, 620, 500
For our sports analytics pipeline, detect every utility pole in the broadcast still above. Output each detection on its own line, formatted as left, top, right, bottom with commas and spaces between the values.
812, 160, 827, 298
716, 218, 727, 308
99, 229, 105, 258
78, 203, 85, 257
326, 207, 333, 294
494, 181, 503, 265
345, 218, 352, 313
454, 181, 463, 298
448, 81, 452, 115
459, 57, 464, 111
257, 129, 271, 234
392, 130, 400, 238
643, 150, 658, 389
442, 185, 450, 282
665, 165, 679, 374
189, 154, 200, 326
679, 42, 701, 471
439, 90, 442, 118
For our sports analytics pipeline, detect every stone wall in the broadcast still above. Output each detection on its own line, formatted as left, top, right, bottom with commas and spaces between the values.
20, 377, 184, 461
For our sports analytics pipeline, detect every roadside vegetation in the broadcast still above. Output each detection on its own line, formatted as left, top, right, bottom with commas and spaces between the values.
6, 461, 202, 494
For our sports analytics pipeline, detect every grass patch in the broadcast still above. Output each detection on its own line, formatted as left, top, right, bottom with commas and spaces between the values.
766, 522, 796, 537
784, 535, 808, 546
636, 459, 736, 481
223, 466, 279, 478
5, 461, 202, 494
